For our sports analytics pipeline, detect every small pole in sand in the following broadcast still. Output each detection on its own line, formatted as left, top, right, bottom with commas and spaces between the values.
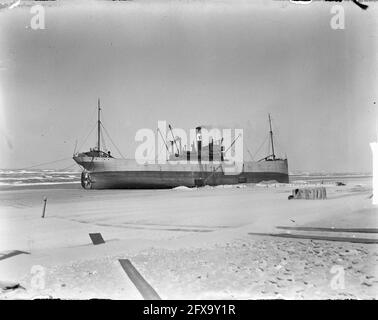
41, 196, 47, 218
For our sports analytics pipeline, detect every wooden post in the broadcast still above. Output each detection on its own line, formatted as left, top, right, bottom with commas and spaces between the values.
41, 197, 47, 218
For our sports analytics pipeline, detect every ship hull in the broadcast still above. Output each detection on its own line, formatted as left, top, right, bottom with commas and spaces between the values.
82, 170, 289, 189
74, 156, 289, 189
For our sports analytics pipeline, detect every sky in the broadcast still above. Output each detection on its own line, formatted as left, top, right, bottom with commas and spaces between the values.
0, 0, 377, 173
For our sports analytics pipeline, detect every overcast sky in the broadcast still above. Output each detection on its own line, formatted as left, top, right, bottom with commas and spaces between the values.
0, 0, 377, 173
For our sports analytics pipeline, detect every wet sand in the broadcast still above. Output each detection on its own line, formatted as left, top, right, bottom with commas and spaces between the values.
0, 178, 377, 299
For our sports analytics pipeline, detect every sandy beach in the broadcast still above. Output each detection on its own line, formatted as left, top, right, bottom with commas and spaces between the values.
0, 176, 377, 299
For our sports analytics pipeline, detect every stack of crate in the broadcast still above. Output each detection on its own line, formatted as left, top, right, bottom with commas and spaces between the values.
291, 187, 327, 200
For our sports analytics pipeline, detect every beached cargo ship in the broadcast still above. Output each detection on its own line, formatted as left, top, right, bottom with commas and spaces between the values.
73, 100, 288, 189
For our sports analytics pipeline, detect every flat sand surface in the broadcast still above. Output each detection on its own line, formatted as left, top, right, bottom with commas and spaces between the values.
0, 177, 377, 299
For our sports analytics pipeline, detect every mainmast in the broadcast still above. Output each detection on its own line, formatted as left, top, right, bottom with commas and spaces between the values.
268, 113, 275, 160
97, 98, 101, 151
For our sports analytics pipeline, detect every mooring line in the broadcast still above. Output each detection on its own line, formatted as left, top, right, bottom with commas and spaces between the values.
119, 259, 161, 300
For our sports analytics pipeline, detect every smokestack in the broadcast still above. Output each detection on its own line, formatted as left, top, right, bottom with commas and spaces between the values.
196, 126, 202, 163
221, 138, 224, 162
209, 138, 213, 162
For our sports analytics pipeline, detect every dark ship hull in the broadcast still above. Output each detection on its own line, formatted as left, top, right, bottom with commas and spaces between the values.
80, 169, 289, 189
73, 157, 289, 189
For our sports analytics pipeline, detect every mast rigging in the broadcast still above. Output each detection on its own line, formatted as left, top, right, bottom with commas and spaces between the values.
168, 124, 180, 156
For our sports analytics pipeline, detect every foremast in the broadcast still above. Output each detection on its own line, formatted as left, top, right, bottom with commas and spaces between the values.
97, 98, 101, 152
268, 113, 276, 160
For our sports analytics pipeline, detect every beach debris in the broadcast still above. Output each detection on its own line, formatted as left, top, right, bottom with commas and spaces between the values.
335, 182, 346, 186
361, 281, 373, 287
0, 281, 25, 292
289, 187, 327, 200
119, 259, 161, 300
89, 233, 105, 245
41, 196, 47, 218
0, 250, 29, 261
